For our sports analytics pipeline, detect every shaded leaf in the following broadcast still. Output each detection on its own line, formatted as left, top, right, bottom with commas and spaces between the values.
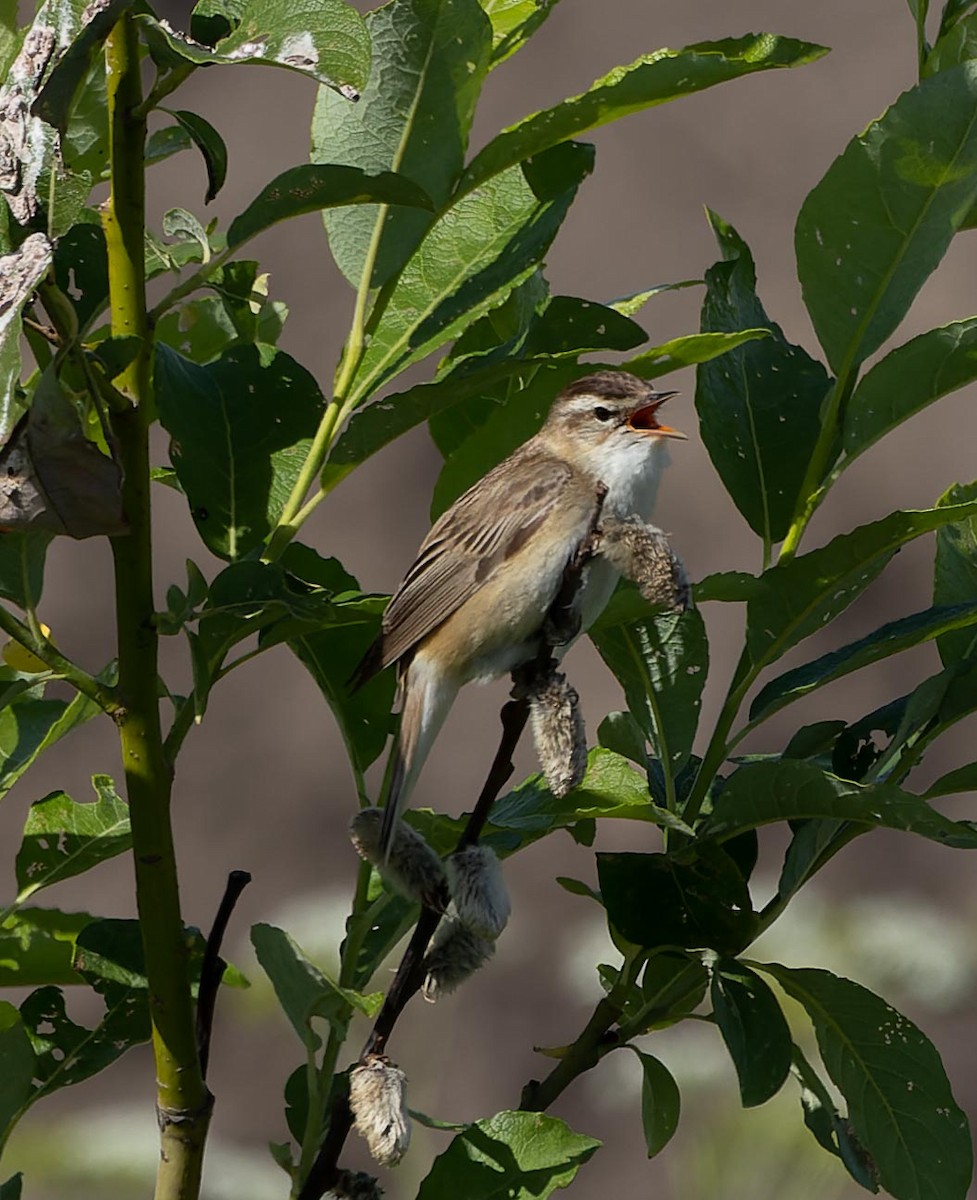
633, 1050, 680, 1157
313, 0, 491, 288
0, 1002, 34, 1139
0, 691, 99, 802
596, 710, 647, 766
925, 13, 977, 73
711, 958, 792, 1107
137, 0, 371, 94
590, 598, 707, 780
461, 35, 828, 195
750, 602, 977, 722
155, 344, 326, 560
700, 759, 977, 848
0, 908, 91, 987
638, 951, 709, 1027
696, 212, 829, 542
925, 760, 977, 797
796, 63, 977, 375
349, 142, 594, 405
934, 481, 977, 666
416, 1111, 600, 1200
163, 108, 228, 203
0, 533, 51, 609
844, 320, 977, 466
227, 164, 435, 251
762, 964, 972, 1200
596, 849, 756, 953
15, 776, 129, 899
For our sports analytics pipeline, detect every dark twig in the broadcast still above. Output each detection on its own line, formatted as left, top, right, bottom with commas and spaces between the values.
298, 483, 609, 1200
196, 870, 252, 1079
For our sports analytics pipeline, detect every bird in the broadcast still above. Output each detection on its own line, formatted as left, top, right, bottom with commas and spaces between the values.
352, 370, 686, 855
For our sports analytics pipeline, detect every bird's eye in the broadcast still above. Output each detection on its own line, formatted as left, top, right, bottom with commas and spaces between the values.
593, 406, 613, 422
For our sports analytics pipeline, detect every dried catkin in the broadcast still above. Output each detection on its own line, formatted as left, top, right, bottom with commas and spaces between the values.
348, 1055, 411, 1167
599, 515, 691, 611
421, 918, 495, 1001
446, 846, 511, 940
349, 808, 446, 906
527, 669, 588, 797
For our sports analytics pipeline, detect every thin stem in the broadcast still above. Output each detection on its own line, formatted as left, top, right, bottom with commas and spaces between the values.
103, 17, 212, 1199
196, 870, 252, 1079
133, 62, 196, 121
264, 400, 344, 561
0, 604, 119, 712
149, 246, 232, 324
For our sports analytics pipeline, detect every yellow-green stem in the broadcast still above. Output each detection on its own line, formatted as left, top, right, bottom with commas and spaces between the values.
103, 17, 212, 1199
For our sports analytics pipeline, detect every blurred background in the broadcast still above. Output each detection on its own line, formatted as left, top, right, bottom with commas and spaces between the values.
5, 0, 977, 1196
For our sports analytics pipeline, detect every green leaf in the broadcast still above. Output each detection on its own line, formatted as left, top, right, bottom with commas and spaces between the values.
251, 923, 381, 1051
761, 964, 972, 1200
0, 533, 52, 610
0, 1174, 22, 1200
796, 63, 977, 376
590, 599, 707, 780
313, 0, 492, 288
926, 12, 977, 72
349, 142, 594, 405
623, 328, 771, 379
844, 320, 977, 467
52, 213, 107, 330
632, 1049, 680, 1157
162, 109, 228, 203
700, 759, 977, 848
696, 213, 829, 543
137, 0, 371, 94
226, 164, 435, 251
461, 35, 828, 196
710, 958, 792, 1107
0, 1002, 34, 1140
0, 908, 91, 987
637, 951, 709, 1028
0, 234, 54, 442
596, 849, 756, 953
935, 481, 977, 665
0, 0, 18, 80
737, 503, 977, 683
155, 344, 326, 560
925, 760, 977, 796
145, 124, 194, 169
480, 0, 564, 66
597, 710, 647, 766
15, 776, 129, 899
750, 602, 977, 722
520, 296, 647, 357
0, 691, 99, 802
162, 207, 210, 262
416, 1111, 600, 1200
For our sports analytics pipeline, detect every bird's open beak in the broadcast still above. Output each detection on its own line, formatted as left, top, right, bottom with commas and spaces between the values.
627, 391, 686, 439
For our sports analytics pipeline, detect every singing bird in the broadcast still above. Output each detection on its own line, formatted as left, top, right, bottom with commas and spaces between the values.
353, 370, 686, 854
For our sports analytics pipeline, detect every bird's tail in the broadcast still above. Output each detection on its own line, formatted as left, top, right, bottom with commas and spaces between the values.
378, 657, 455, 861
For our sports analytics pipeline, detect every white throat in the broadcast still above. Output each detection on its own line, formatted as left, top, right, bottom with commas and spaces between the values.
583, 434, 671, 521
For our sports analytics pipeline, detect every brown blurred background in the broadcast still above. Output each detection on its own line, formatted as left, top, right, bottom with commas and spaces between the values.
5, 1, 977, 1196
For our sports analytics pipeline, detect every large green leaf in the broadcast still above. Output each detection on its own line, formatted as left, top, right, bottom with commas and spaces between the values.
348, 142, 594, 405
137, 0, 371, 94
226, 164, 434, 250
313, 0, 491, 288
796, 63, 977, 377
711, 958, 792, 1108
925, 12, 977, 73
0, 908, 92, 987
843, 320, 977, 466
0, 691, 99, 802
699, 759, 977, 848
596, 849, 756, 954
251, 923, 381, 1052
0, 1003, 34, 1142
15, 776, 129, 901
416, 1111, 600, 1199
934, 481, 977, 665
696, 213, 829, 544
622, 329, 770, 379
479, 0, 564, 66
0, 533, 52, 610
749, 602, 977, 722
460, 35, 829, 196
761, 965, 972, 1200
155, 344, 326, 560
736, 503, 977, 684
590, 599, 707, 781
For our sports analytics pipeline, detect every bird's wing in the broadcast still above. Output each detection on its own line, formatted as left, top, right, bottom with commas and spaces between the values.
371, 451, 573, 674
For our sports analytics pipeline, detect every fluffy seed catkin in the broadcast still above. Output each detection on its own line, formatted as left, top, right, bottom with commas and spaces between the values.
349, 808, 446, 905
445, 846, 510, 940
325, 1169, 384, 1199
348, 1055, 411, 1167
598, 515, 691, 611
421, 918, 495, 1002
527, 669, 588, 797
